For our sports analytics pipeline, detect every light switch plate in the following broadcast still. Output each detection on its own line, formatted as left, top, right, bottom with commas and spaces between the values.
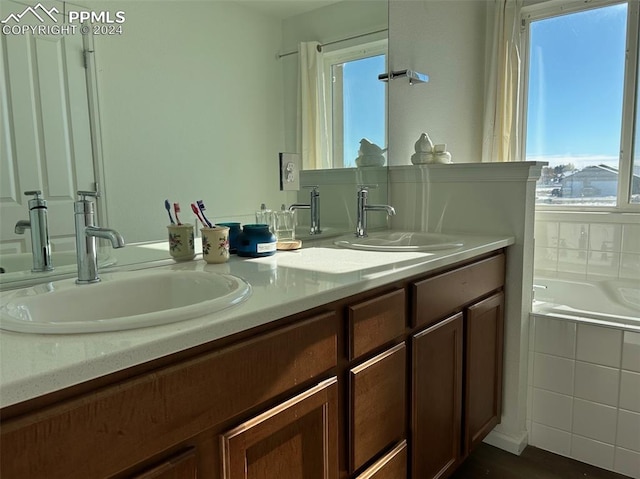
279, 152, 300, 191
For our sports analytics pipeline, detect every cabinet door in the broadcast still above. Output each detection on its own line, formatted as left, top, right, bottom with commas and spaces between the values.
350, 342, 406, 472
132, 449, 197, 479
464, 292, 504, 455
221, 378, 338, 479
412, 313, 463, 479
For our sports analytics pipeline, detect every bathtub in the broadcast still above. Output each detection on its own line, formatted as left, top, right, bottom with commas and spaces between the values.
532, 277, 640, 331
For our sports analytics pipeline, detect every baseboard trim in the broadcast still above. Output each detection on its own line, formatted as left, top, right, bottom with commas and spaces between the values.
483, 429, 529, 456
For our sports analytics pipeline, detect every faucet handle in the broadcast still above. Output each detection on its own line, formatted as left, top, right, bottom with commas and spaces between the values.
357, 184, 378, 193
24, 190, 47, 208
77, 190, 100, 201
303, 185, 320, 196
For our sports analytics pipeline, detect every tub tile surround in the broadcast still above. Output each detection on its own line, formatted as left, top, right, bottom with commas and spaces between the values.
529, 316, 640, 478
534, 212, 640, 281
532, 209, 640, 477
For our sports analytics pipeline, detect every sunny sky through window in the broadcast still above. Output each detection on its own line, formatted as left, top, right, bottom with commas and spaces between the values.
524, 1, 640, 206
526, 2, 627, 168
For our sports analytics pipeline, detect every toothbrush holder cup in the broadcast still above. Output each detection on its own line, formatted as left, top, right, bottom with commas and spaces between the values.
167, 224, 195, 261
201, 226, 230, 264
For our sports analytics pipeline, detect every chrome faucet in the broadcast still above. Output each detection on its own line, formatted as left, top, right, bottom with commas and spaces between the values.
288, 185, 321, 235
14, 190, 53, 272
74, 191, 124, 284
355, 185, 396, 238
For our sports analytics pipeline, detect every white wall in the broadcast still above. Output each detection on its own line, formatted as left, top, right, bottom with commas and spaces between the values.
388, 0, 487, 166
92, 1, 295, 243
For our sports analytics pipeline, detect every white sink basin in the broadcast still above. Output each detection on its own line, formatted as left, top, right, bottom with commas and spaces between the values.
334, 231, 464, 252
0, 269, 251, 334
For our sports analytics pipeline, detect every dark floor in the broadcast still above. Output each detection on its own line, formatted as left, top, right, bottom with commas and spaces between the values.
450, 443, 631, 479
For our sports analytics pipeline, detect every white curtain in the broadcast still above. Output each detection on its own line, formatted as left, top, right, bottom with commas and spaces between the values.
482, 0, 523, 163
297, 41, 330, 170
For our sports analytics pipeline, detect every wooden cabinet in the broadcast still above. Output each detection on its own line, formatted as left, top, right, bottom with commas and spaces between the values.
464, 292, 504, 455
412, 313, 463, 479
221, 378, 338, 479
411, 253, 505, 479
0, 251, 506, 479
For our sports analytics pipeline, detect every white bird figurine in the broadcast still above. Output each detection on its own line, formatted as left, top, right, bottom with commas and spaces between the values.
414, 133, 434, 153
359, 138, 386, 156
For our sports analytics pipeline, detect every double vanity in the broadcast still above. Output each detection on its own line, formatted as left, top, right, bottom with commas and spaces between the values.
0, 231, 513, 479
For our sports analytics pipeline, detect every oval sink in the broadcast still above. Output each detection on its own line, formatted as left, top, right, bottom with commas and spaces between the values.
334, 231, 464, 252
0, 269, 251, 334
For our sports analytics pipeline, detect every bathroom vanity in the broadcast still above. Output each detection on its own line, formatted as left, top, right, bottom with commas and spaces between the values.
0, 236, 511, 479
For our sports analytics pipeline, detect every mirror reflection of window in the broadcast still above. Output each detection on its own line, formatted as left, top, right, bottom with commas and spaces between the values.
323, 40, 387, 168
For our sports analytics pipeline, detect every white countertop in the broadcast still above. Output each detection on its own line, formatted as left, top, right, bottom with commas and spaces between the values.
0, 234, 513, 408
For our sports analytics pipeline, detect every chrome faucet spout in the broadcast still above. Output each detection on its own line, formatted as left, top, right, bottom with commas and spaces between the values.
365, 204, 397, 216
355, 186, 396, 238
288, 186, 321, 235
86, 226, 125, 249
74, 191, 125, 284
14, 220, 30, 234
287, 203, 310, 211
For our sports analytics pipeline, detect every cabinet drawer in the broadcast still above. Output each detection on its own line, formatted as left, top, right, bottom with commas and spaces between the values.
355, 441, 407, 479
348, 289, 405, 360
350, 342, 406, 473
412, 253, 504, 328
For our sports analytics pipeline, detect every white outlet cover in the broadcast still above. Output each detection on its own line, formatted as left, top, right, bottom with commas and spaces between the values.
279, 152, 300, 191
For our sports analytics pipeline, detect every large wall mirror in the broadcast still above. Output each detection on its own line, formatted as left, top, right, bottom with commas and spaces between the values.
0, 0, 389, 285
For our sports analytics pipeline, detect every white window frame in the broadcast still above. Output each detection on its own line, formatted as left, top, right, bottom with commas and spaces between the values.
519, 0, 640, 212
322, 39, 388, 168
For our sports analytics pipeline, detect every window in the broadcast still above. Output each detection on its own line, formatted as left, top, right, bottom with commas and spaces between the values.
522, 0, 640, 209
323, 40, 387, 168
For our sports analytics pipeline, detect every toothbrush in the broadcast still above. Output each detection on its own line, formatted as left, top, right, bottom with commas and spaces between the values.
196, 200, 213, 228
164, 199, 175, 224
173, 203, 182, 225
191, 203, 206, 227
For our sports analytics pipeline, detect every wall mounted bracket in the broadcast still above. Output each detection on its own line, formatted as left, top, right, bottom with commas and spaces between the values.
378, 69, 429, 85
